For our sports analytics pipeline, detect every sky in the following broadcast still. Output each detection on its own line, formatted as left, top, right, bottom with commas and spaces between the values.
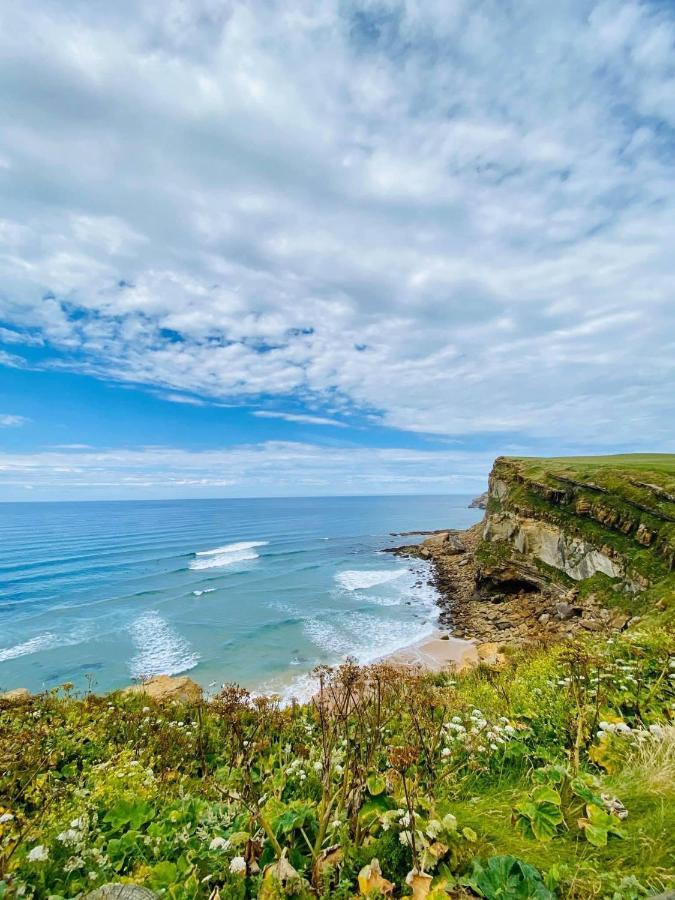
0, 0, 674, 500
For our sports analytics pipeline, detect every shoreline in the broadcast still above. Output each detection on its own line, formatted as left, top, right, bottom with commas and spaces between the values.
2, 523, 486, 704
378, 628, 478, 673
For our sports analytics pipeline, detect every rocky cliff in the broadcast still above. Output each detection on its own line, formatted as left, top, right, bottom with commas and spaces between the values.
394, 454, 675, 644
481, 454, 675, 594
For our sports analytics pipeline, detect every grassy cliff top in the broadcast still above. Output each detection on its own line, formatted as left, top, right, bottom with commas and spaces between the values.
505, 453, 675, 485
497, 454, 675, 523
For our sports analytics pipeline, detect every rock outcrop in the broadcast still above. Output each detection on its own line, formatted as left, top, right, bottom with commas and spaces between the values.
391, 454, 674, 645
0, 688, 30, 701
482, 456, 674, 590
469, 491, 489, 509
122, 675, 202, 703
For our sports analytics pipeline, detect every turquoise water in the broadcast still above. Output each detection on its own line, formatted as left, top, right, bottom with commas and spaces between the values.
0, 496, 482, 697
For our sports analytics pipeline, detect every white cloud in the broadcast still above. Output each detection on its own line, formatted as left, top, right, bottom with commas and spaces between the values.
0, 441, 494, 499
0, 0, 672, 446
252, 411, 347, 427
0, 414, 29, 427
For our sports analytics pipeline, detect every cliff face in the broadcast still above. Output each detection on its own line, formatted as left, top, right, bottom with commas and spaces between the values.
393, 454, 674, 645
480, 455, 675, 600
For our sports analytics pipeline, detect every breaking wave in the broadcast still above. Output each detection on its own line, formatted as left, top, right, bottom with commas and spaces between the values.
335, 568, 407, 591
0, 632, 60, 662
189, 540, 268, 570
128, 612, 199, 678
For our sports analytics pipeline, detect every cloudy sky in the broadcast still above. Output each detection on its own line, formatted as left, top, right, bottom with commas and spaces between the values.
0, 0, 673, 500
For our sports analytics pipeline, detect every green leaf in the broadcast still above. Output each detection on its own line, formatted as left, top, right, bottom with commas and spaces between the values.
366, 773, 386, 796
514, 797, 563, 842
531, 786, 561, 806
273, 800, 317, 836
582, 823, 609, 847
578, 804, 624, 847
103, 799, 154, 832
463, 826, 478, 842
463, 855, 556, 900
148, 861, 178, 890
569, 777, 603, 808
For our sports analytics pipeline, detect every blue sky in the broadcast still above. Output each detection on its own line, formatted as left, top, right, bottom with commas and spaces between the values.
0, 0, 674, 500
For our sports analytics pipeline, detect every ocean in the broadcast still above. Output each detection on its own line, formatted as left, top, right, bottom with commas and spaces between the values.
0, 495, 482, 698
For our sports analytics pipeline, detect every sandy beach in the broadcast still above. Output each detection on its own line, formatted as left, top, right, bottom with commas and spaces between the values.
382, 629, 478, 673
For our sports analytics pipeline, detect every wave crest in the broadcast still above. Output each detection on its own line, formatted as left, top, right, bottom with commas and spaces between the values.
335, 569, 407, 591
190, 540, 268, 570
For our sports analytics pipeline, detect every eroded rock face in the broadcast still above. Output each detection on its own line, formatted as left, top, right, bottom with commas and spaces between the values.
484, 512, 623, 582
122, 675, 202, 703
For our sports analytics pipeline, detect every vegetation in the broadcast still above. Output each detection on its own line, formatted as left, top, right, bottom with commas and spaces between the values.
0, 621, 673, 899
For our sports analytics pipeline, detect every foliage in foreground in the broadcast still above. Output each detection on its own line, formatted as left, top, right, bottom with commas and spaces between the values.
0, 623, 673, 899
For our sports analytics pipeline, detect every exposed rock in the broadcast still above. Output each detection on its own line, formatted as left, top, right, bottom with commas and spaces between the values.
555, 602, 583, 621
122, 675, 202, 703
635, 523, 655, 546
84, 886, 157, 900
469, 491, 489, 509
0, 688, 30, 700
484, 512, 624, 582
477, 642, 506, 666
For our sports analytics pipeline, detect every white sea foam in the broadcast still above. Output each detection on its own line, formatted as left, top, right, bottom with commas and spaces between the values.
192, 588, 216, 596
335, 568, 407, 591
195, 541, 268, 557
190, 540, 268, 570
128, 612, 199, 678
0, 632, 59, 662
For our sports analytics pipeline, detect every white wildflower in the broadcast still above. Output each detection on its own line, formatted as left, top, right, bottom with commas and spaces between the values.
27, 845, 49, 862
399, 830, 413, 847
313, 762, 323, 772
209, 837, 230, 851
441, 747, 451, 758
229, 855, 247, 875
0, 813, 14, 824
57, 829, 81, 845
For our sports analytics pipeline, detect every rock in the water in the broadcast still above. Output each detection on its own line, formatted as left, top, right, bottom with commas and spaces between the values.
0, 688, 30, 700
84, 885, 157, 900
122, 675, 202, 703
